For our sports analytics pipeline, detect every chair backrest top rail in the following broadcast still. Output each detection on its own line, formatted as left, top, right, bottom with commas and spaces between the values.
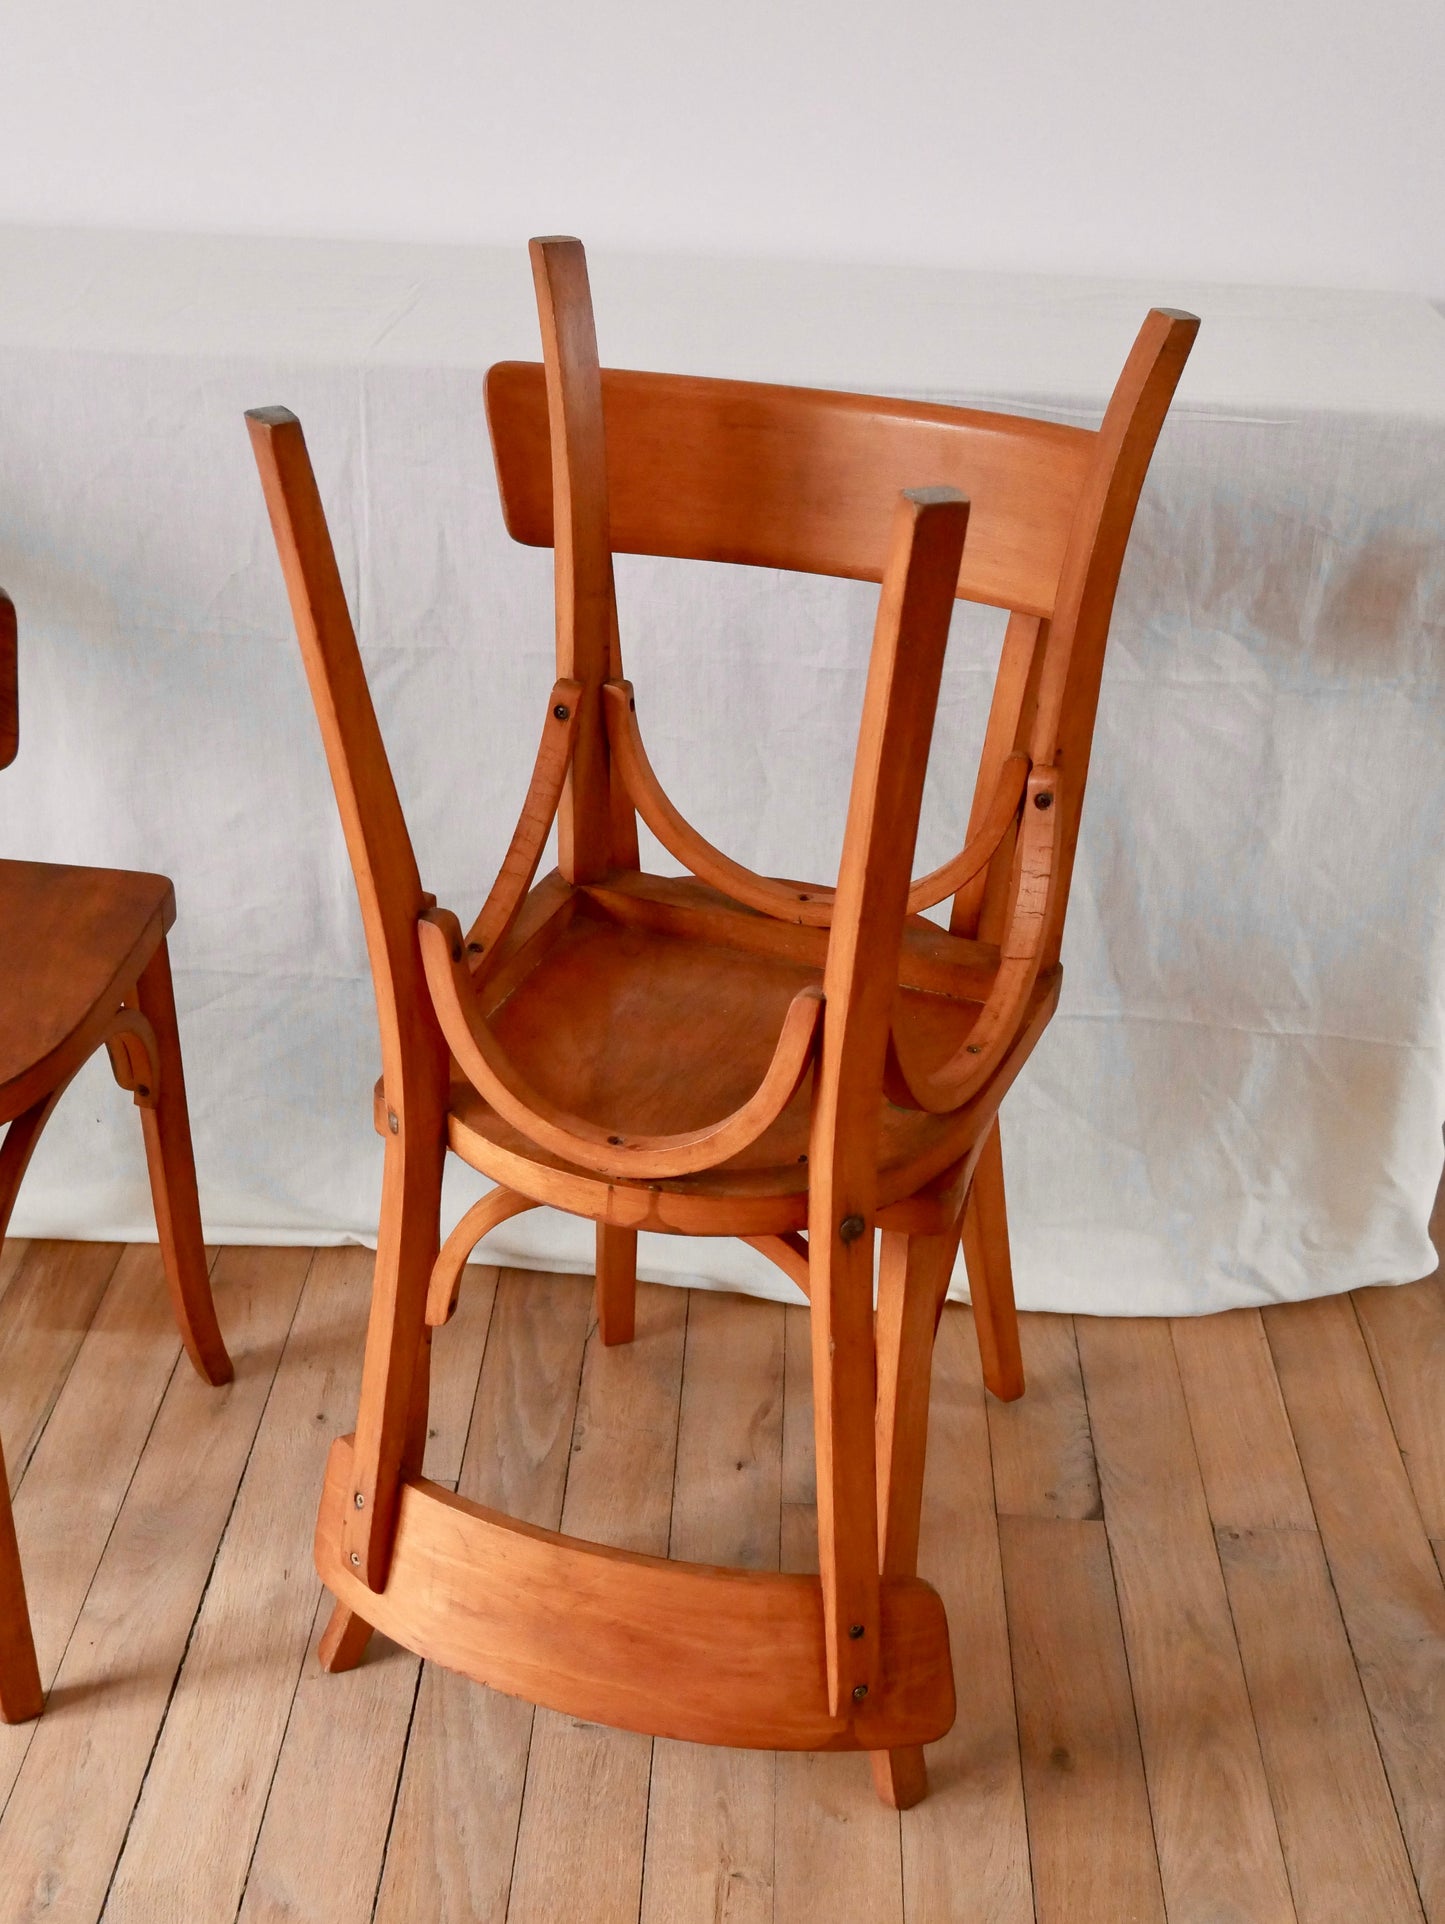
487, 360, 1096, 621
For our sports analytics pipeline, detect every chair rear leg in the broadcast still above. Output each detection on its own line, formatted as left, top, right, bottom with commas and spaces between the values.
961, 1118, 1024, 1402
868, 1228, 955, 1808
318, 1601, 375, 1674
132, 937, 233, 1386
595, 1223, 637, 1346
0, 1433, 42, 1723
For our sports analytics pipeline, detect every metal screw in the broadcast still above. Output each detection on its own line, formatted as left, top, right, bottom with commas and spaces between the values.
136, 1085, 150, 1099
387, 1110, 399, 1135
553, 703, 570, 720
848, 1623, 865, 1640
608, 1135, 624, 1146
1034, 790, 1054, 811
839, 1214, 865, 1244
349, 1551, 361, 1567
353, 1492, 365, 1509
467, 940, 483, 954
965, 1044, 983, 1055
852, 1683, 869, 1702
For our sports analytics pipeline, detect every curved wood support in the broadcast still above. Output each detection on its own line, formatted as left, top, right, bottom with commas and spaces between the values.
887, 765, 1060, 1114
316, 1435, 953, 1751
742, 1230, 812, 1298
426, 1186, 539, 1325
102, 1008, 162, 1108
604, 680, 838, 927
0, 1082, 71, 1248
420, 906, 824, 1180
463, 680, 581, 976
905, 751, 1029, 915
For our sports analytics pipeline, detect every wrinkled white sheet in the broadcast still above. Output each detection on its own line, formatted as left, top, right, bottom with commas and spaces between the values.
1, 225, 1441, 1314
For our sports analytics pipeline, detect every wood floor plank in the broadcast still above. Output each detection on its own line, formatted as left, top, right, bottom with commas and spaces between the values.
1171, 1309, 1314, 1532
1076, 1315, 1296, 1924
0, 1245, 204, 1811
0, 1237, 29, 1306
640, 1291, 784, 1924
1000, 1514, 1164, 1924
505, 1279, 687, 1924
1353, 1279, 1445, 1539
375, 1269, 595, 1924
234, 1263, 500, 1924
99, 1246, 371, 1924
1, 1240, 122, 1489
773, 1306, 906, 1924
988, 1311, 1100, 1520
1217, 1523, 1424, 1924
1265, 1293, 1445, 1920
898, 1306, 1034, 1924
0, 1247, 310, 1924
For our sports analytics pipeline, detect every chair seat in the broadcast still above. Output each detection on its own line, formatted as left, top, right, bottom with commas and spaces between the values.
0, 859, 174, 1118
443, 886, 1002, 1236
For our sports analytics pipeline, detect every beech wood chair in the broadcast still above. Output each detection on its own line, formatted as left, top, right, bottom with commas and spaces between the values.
247, 239, 1196, 1806
0, 590, 232, 1724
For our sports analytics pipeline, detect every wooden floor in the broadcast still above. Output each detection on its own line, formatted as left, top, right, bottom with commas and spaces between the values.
1, 1237, 1444, 1923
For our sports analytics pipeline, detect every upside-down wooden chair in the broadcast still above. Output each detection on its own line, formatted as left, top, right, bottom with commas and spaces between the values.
0, 590, 232, 1723
247, 239, 1195, 1806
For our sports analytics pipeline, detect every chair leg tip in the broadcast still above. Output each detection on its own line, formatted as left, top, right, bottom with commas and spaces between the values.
870, 1745, 929, 1808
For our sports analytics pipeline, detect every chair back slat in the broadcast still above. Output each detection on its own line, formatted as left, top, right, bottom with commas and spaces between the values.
488, 362, 1094, 620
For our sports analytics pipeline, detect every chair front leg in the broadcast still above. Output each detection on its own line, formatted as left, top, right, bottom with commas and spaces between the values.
869, 1226, 956, 1809
960, 1117, 1024, 1401
595, 1222, 637, 1346
0, 1429, 42, 1724
131, 937, 233, 1386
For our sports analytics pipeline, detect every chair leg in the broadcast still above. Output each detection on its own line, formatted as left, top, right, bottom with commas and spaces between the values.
961, 1118, 1024, 1402
595, 1223, 637, 1346
868, 1227, 955, 1808
317, 1600, 375, 1674
0, 1432, 42, 1724
132, 937, 233, 1387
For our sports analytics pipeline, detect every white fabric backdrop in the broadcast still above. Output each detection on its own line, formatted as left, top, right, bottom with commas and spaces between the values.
2, 225, 1442, 1315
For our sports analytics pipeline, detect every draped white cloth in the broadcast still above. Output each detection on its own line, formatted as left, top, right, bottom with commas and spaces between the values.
2, 224, 1441, 1314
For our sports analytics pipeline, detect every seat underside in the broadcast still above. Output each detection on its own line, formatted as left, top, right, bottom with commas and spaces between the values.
435, 872, 1056, 1236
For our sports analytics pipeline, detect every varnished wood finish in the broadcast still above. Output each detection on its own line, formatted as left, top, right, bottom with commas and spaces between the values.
248, 240, 1194, 1802
0, 600, 231, 1723
487, 361, 1094, 618
7, 1250, 1442, 1919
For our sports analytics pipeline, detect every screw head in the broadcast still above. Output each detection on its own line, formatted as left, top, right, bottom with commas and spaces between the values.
353, 1491, 365, 1509
848, 1623, 865, 1640
136, 1085, 150, 1099
553, 703, 570, 720
349, 1551, 361, 1567
608, 1134, 624, 1146
1034, 790, 1054, 810
965, 1043, 983, 1055
387, 1110, 399, 1135
467, 940, 483, 955
839, 1214, 866, 1245
852, 1683, 869, 1702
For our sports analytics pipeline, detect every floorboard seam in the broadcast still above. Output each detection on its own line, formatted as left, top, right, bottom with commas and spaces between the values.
94, 1248, 315, 1924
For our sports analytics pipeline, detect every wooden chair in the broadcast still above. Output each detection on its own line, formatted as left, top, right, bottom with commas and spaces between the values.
247, 239, 1195, 1805
0, 590, 232, 1724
